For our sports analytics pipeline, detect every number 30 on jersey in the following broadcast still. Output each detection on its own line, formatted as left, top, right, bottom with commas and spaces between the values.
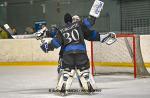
63, 29, 80, 44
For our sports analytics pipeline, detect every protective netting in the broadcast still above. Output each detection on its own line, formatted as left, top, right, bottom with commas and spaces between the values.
91, 34, 150, 78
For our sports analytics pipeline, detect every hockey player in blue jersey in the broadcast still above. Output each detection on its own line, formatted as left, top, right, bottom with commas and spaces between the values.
39, 13, 116, 95
37, 0, 117, 95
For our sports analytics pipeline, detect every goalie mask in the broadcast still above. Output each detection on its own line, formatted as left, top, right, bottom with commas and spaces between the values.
72, 15, 81, 23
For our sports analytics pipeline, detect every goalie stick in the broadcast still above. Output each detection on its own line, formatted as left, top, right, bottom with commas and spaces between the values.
0, 25, 13, 39
3, 24, 46, 43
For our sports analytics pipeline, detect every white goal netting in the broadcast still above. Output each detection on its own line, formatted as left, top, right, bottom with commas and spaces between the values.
90, 34, 149, 78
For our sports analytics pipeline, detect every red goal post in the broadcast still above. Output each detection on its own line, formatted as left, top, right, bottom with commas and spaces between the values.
90, 33, 149, 78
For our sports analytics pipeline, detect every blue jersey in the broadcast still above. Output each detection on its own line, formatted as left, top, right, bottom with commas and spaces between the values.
48, 16, 100, 55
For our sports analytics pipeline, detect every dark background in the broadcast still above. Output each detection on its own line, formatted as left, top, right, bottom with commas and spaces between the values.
0, 0, 150, 34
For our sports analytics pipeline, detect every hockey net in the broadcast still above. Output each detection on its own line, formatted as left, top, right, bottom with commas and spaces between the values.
90, 33, 150, 78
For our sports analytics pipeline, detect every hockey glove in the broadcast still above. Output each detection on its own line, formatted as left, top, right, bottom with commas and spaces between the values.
89, 0, 104, 18
100, 32, 117, 45
35, 27, 48, 40
49, 25, 58, 37
40, 41, 49, 53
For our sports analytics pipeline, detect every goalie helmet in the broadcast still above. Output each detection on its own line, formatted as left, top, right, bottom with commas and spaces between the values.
72, 15, 81, 23
64, 13, 72, 24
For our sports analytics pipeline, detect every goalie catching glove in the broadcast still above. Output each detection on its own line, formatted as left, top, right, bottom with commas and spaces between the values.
40, 39, 54, 53
100, 32, 117, 45
40, 41, 49, 53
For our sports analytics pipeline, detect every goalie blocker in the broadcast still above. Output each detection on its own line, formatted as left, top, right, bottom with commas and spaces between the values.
89, 0, 104, 18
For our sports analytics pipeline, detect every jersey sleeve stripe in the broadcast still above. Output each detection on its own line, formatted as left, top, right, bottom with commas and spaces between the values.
83, 18, 92, 29
51, 38, 61, 48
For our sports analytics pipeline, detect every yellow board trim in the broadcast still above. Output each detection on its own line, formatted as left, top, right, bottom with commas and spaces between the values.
0, 62, 58, 66
144, 63, 150, 67
94, 62, 134, 67
0, 62, 150, 67
94, 62, 150, 68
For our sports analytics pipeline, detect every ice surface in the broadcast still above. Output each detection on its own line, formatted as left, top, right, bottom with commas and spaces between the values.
0, 66, 150, 98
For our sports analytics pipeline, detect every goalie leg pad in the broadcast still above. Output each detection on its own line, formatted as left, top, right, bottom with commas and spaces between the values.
76, 69, 97, 92
56, 69, 75, 93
